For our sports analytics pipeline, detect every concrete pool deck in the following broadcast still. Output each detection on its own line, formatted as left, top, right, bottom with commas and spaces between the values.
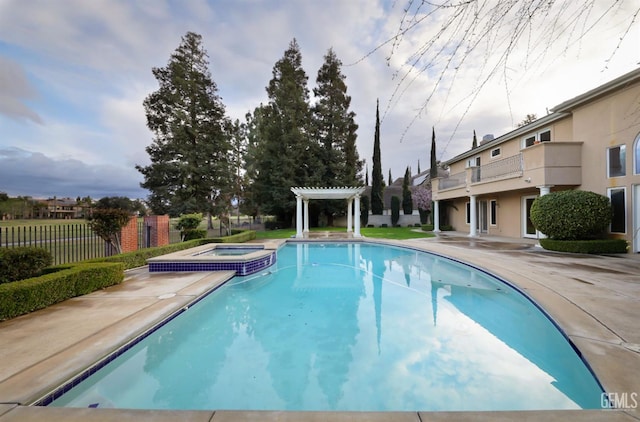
0, 234, 638, 421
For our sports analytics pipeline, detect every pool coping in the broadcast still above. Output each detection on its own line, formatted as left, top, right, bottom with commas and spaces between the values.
0, 237, 638, 421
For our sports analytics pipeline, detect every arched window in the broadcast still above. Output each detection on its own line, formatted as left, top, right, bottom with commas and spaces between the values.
635, 133, 640, 175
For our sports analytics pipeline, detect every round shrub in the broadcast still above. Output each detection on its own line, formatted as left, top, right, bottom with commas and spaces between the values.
0, 247, 53, 284
530, 190, 612, 240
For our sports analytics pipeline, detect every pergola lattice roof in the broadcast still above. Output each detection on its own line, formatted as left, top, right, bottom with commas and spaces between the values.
290, 186, 365, 200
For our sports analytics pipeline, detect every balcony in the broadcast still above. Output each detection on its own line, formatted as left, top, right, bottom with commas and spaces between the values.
434, 142, 582, 198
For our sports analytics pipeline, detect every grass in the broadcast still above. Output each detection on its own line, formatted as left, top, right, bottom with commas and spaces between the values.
256, 226, 435, 240
0, 219, 87, 227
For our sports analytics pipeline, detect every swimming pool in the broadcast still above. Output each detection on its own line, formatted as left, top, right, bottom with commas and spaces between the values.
46, 242, 603, 411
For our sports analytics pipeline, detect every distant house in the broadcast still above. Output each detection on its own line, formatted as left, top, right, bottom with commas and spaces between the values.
358, 168, 447, 226
432, 67, 640, 252
42, 197, 85, 219
363, 168, 445, 214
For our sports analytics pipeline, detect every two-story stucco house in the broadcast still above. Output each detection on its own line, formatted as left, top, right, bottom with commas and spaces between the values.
432, 67, 640, 253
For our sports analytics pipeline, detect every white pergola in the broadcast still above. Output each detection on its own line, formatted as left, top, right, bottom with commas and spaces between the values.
290, 187, 366, 239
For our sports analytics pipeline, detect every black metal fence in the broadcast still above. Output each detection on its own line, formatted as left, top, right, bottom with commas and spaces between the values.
0, 222, 182, 265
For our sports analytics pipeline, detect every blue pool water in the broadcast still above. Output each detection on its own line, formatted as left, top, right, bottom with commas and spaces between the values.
48, 242, 603, 411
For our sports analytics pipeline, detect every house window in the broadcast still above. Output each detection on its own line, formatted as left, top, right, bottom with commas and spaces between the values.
490, 148, 501, 158
634, 133, 640, 175
607, 145, 626, 177
490, 200, 497, 225
539, 130, 551, 142
522, 128, 552, 148
465, 202, 471, 224
608, 187, 626, 233
466, 156, 480, 168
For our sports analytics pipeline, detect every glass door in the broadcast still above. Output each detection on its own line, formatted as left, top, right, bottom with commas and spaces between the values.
478, 200, 488, 233
522, 196, 538, 238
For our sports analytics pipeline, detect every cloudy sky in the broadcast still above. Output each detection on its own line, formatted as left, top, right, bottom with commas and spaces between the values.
0, 0, 638, 200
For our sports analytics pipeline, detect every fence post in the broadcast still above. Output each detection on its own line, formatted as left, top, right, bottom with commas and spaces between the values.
120, 216, 138, 253
143, 215, 170, 248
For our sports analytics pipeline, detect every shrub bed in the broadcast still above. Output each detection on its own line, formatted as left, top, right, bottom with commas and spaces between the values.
0, 262, 124, 320
539, 238, 628, 254
89, 238, 213, 269
0, 247, 53, 284
0, 230, 258, 320
89, 231, 257, 269
209, 230, 256, 243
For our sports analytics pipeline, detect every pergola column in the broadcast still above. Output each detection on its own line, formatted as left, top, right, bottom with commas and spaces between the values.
433, 200, 440, 232
295, 194, 303, 239
347, 198, 353, 234
303, 199, 309, 236
354, 194, 362, 237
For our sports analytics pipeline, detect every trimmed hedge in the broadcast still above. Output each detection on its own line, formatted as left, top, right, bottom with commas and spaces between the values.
182, 229, 207, 241
539, 238, 628, 254
0, 247, 53, 284
89, 231, 257, 269
0, 262, 124, 320
209, 230, 256, 243
0, 230, 258, 320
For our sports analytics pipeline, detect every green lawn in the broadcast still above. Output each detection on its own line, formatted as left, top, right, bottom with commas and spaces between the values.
256, 226, 434, 240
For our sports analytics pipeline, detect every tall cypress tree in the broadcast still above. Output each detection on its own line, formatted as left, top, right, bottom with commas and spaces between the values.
371, 99, 384, 215
472, 130, 478, 149
430, 127, 438, 180
137, 32, 231, 218
402, 166, 413, 215
252, 39, 317, 224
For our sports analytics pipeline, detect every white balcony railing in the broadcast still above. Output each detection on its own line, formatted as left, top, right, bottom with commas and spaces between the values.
439, 171, 466, 190
472, 153, 523, 183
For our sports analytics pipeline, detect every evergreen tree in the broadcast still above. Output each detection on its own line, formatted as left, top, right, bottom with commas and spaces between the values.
388, 169, 392, 185
472, 130, 478, 149
137, 32, 231, 218
313, 48, 362, 186
417, 160, 421, 174
252, 39, 318, 224
312, 48, 363, 224
371, 99, 384, 215
240, 106, 266, 221
365, 164, 369, 186
402, 166, 413, 215
430, 127, 437, 179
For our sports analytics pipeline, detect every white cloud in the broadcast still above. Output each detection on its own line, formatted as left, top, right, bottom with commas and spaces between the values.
0, 56, 43, 123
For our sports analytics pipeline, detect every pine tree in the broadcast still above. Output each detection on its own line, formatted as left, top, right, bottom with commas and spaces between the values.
137, 32, 231, 217
312, 48, 363, 224
371, 99, 384, 215
252, 39, 318, 224
402, 166, 413, 215
313, 48, 362, 186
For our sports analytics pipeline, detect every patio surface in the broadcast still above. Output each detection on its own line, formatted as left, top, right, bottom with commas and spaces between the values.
0, 234, 638, 421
